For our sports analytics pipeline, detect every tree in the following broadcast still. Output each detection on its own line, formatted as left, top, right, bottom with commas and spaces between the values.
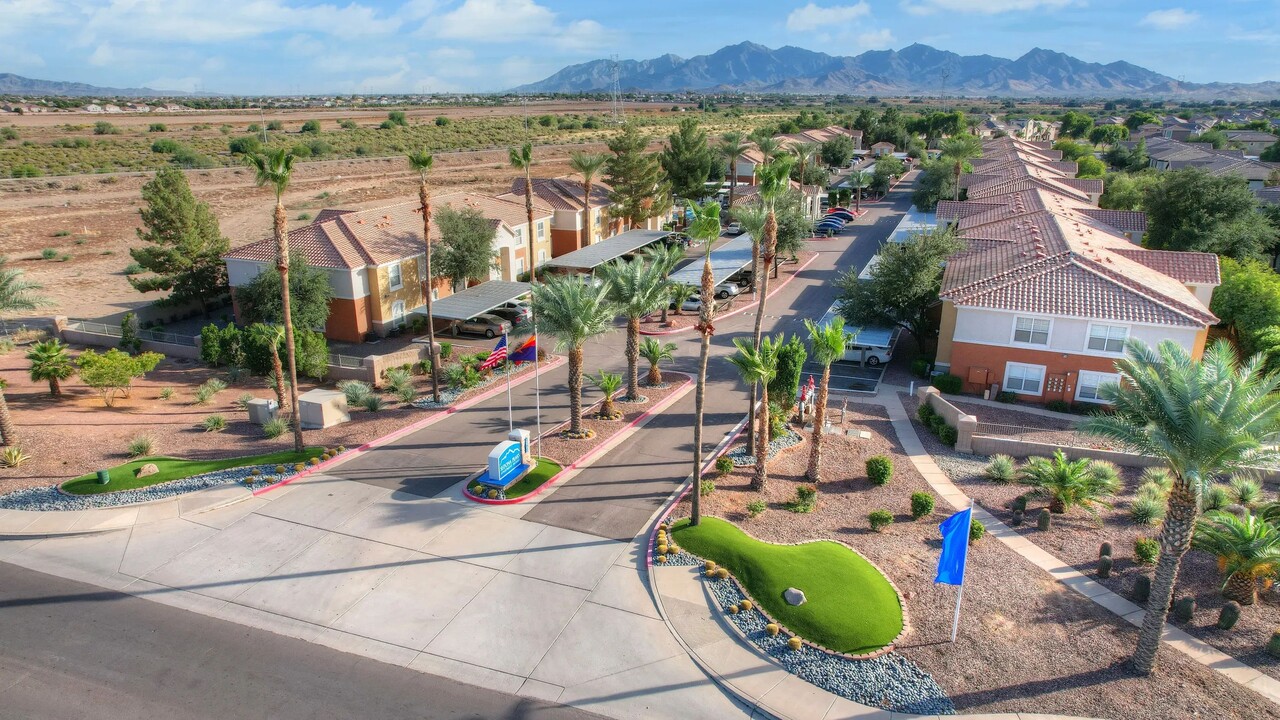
871, 155, 906, 195
434, 205, 497, 291
1192, 510, 1280, 605
568, 152, 608, 248
728, 334, 781, 491
605, 125, 671, 231
1189, 129, 1228, 150
129, 167, 230, 316
820, 135, 855, 168
301, 120, 321, 134
753, 136, 783, 166
508, 142, 538, 280
790, 142, 821, 202
1089, 125, 1130, 146
803, 319, 851, 482
719, 132, 751, 213
1144, 169, 1276, 260
0, 256, 49, 443
1059, 110, 1093, 139
1052, 139, 1093, 162
599, 258, 671, 401
237, 252, 334, 332
1124, 111, 1159, 132
1081, 340, 1280, 675
1099, 171, 1155, 211
744, 158, 794, 446
1075, 155, 1106, 179
1018, 450, 1120, 515
247, 148, 305, 453
1210, 258, 1280, 355
939, 135, 982, 202
847, 171, 868, 213
294, 327, 329, 381
837, 227, 963, 353
687, 200, 723, 526
246, 323, 287, 406
530, 275, 616, 437
912, 159, 955, 211
407, 149, 441, 402
639, 338, 676, 386
26, 339, 74, 396
1261, 140, 1280, 163
660, 119, 717, 204
76, 349, 162, 407
768, 334, 807, 417
772, 190, 810, 264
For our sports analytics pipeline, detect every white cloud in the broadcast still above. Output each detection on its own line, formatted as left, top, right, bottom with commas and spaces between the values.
901, 0, 1076, 15
785, 3, 871, 32
557, 19, 608, 52
429, 47, 476, 63
88, 42, 114, 67
436, 0, 556, 39
201, 56, 226, 72
285, 34, 325, 57
0, 0, 65, 35
858, 28, 896, 49
75, 0, 399, 45
1139, 8, 1199, 30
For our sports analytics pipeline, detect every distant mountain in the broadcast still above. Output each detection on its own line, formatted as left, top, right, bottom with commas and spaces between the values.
0, 73, 189, 97
515, 42, 1280, 100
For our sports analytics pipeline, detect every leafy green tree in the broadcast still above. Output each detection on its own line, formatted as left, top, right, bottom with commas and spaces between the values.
1059, 110, 1093, 139
26, 339, 74, 396
294, 327, 329, 381
871, 155, 906, 195
1052, 139, 1093, 162
1089, 125, 1129, 146
912, 159, 954, 211
1193, 510, 1280, 605
1083, 340, 1280, 675
129, 168, 230, 316
803, 319, 852, 481
1099, 171, 1156, 210
1144, 169, 1276, 260
1261, 140, 1280, 162
599, 258, 671, 401
789, 142, 821, 192
530, 275, 616, 437
820, 134, 855, 168
605, 124, 671, 230
768, 334, 807, 416
727, 334, 782, 491
1210, 258, 1280, 355
569, 152, 608, 246
837, 227, 963, 353
1188, 129, 1227, 149
1075, 155, 1106, 179
508, 142, 538, 279
237, 252, 334, 332
76, 349, 163, 406
1124, 111, 1159, 131
433, 205, 496, 291
660, 118, 717, 203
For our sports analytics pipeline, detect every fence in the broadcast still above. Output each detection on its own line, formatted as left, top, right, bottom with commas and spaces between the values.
328, 353, 364, 369
59, 317, 203, 360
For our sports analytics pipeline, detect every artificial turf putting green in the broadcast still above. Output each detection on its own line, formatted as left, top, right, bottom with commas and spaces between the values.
481, 457, 563, 499
61, 448, 327, 495
671, 516, 903, 654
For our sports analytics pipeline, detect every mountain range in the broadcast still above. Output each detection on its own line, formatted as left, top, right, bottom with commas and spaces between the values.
0, 73, 187, 97
514, 42, 1280, 100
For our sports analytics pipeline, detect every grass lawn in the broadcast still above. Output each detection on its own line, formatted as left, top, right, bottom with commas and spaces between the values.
482, 457, 562, 499
671, 516, 904, 655
61, 448, 327, 495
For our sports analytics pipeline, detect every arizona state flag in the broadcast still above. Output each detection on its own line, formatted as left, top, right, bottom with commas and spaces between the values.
509, 335, 538, 364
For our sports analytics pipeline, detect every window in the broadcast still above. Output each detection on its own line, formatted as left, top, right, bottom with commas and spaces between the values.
387, 262, 403, 290
536, 222, 545, 239
1087, 323, 1128, 353
391, 300, 406, 328
431, 288, 439, 301
538, 249, 546, 264
515, 258, 525, 273
514, 227, 523, 240
1003, 362, 1045, 396
1077, 370, 1119, 403
1012, 317, 1050, 345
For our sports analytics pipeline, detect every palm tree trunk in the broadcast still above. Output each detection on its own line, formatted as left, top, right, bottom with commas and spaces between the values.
568, 345, 583, 435
275, 200, 305, 453
806, 364, 830, 482
269, 342, 285, 408
753, 384, 769, 491
582, 180, 593, 248
728, 170, 737, 213
747, 233, 762, 450
49, 378, 60, 396
691, 255, 715, 527
0, 389, 15, 446
524, 167, 536, 282
648, 360, 662, 386
1224, 571, 1257, 605
625, 317, 640, 401
1133, 483, 1198, 675
421, 181, 441, 404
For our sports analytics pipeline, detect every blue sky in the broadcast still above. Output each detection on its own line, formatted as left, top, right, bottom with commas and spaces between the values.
0, 1, 1275, 94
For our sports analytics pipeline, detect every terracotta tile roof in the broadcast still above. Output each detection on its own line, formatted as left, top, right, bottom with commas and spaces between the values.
507, 177, 610, 211
1078, 208, 1147, 234
1110, 247, 1219, 284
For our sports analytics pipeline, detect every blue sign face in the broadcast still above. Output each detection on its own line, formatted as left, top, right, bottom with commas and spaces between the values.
496, 443, 523, 483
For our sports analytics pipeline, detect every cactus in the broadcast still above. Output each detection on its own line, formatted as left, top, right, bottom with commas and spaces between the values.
704, 569, 717, 578
656, 555, 667, 564
787, 637, 802, 651
1133, 575, 1152, 603
1098, 555, 1113, 579
728, 604, 739, 614
294, 463, 305, 472
715, 567, 729, 579
1217, 601, 1242, 630
1012, 494, 1028, 513
657, 544, 668, 555
766, 623, 780, 636
667, 544, 680, 555
487, 489, 498, 499
1037, 508, 1051, 531
1174, 597, 1195, 622
740, 599, 753, 611
1268, 629, 1280, 658
1099, 542, 1112, 558
1010, 509, 1024, 526
275, 465, 286, 474
704, 560, 717, 571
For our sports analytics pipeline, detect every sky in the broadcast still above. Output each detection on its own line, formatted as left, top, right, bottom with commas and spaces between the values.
0, 1, 1276, 94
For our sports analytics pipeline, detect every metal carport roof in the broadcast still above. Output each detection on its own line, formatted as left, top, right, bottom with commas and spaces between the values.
409, 281, 531, 322
667, 234, 754, 287
543, 229, 670, 271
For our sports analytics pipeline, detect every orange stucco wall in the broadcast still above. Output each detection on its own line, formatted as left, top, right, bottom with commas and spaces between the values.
948, 341, 1125, 403
550, 227, 580, 258
325, 296, 370, 343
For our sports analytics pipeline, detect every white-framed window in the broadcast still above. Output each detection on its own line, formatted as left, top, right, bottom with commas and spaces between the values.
1087, 323, 1128, 353
536, 222, 546, 239
514, 227, 523, 241
538, 249, 546, 264
387, 262, 403, 291
1003, 362, 1046, 396
515, 258, 525, 273
391, 300, 406, 328
1012, 316, 1050, 346
1076, 370, 1120, 403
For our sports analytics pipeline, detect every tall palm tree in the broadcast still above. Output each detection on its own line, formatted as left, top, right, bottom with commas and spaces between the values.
407, 150, 441, 403
642, 243, 686, 325
730, 202, 766, 449
1192, 510, 1280, 605
0, 257, 48, 444
848, 171, 867, 213
509, 142, 537, 280
247, 149, 305, 453
719, 132, 750, 214
728, 334, 781, 491
1082, 339, 1280, 675
939, 134, 983, 202
26, 339, 74, 396
530, 274, 616, 437
569, 152, 608, 249
803, 319, 852, 482
754, 136, 783, 167
687, 200, 723, 527
599, 258, 671, 401
639, 338, 676, 386
792, 142, 821, 219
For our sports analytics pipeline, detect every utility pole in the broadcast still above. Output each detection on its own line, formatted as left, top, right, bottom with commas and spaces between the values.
610, 54, 623, 125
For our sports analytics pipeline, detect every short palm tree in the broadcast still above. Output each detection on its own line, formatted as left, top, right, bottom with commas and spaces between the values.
1082, 339, 1280, 675
728, 334, 782, 491
530, 274, 616, 437
569, 152, 608, 248
803, 319, 852, 482
1192, 510, 1280, 605
0, 257, 49, 444
589, 370, 623, 420
599, 258, 671, 401
719, 132, 750, 213
509, 141, 537, 280
939, 134, 983, 202
687, 199, 723, 526
407, 149, 442, 403
848, 171, 867, 213
639, 338, 676, 386
754, 136, 783, 166
1019, 450, 1120, 515
27, 339, 74, 396
247, 149, 305, 453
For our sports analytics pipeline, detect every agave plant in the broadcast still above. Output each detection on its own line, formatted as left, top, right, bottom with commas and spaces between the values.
1192, 509, 1280, 604
1019, 450, 1120, 515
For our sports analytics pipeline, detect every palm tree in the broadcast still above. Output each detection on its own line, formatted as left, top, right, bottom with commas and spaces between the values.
847, 172, 867, 214
407, 150, 442, 403
642, 243, 686, 325
730, 202, 766, 449
792, 142, 821, 219
639, 338, 676, 386
569, 152, 608, 249
0, 257, 48, 444
939, 134, 983, 202
589, 370, 623, 419
687, 200, 723, 527
1018, 450, 1120, 515
1192, 510, 1280, 605
803, 319, 852, 482
754, 136, 783, 167
530, 274, 616, 437
727, 334, 781, 491
1082, 339, 1280, 675
509, 141, 537, 280
247, 149, 305, 453
599, 258, 671, 401
27, 339, 74, 396
719, 132, 750, 214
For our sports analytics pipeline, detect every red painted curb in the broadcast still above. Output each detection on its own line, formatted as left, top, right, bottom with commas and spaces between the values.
252, 354, 567, 497
639, 252, 820, 336
463, 373, 695, 505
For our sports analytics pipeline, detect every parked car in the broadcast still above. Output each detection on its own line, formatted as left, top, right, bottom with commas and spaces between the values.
669, 291, 702, 313
456, 314, 511, 338
496, 300, 532, 321
662, 232, 691, 248
488, 307, 529, 328
714, 282, 743, 300
724, 223, 744, 236
727, 269, 755, 288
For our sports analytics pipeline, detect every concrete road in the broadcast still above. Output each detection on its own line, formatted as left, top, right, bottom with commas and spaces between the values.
0, 562, 604, 720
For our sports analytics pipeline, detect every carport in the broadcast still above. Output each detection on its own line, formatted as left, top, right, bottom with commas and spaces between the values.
543, 229, 670, 274
805, 304, 901, 394
409, 280, 531, 335
667, 233, 754, 287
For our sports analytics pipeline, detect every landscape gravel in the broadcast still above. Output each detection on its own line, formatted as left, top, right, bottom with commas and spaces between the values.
725, 430, 802, 466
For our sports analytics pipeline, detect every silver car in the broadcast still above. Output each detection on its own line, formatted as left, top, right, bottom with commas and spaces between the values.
714, 282, 743, 300
457, 313, 511, 339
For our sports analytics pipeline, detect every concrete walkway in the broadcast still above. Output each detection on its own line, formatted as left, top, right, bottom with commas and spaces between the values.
0, 481, 254, 538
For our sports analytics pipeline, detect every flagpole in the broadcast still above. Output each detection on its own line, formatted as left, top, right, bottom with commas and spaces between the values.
950, 498, 974, 643
504, 330, 513, 432
531, 310, 544, 459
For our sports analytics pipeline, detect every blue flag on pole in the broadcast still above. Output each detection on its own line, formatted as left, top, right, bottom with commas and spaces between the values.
935, 507, 971, 586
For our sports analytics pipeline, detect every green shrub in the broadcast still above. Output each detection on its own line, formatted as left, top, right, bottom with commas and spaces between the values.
40, 248, 57, 260
985, 454, 1017, 483
301, 120, 321, 133
931, 374, 962, 393
910, 491, 935, 519
1134, 537, 1159, 565
435, 116, 450, 126
262, 418, 288, 439
0, 127, 18, 141
715, 455, 733, 476
439, 341, 453, 360
969, 519, 986, 543
383, 367, 413, 393
995, 390, 1018, 403
787, 485, 817, 513
201, 414, 227, 432
123, 262, 144, 275
700, 479, 715, 496
866, 455, 893, 486
228, 135, 261, 154
1129, 497, 1166, 525
387, 110, 407, 127
359, 394, 386, 412
93, 121, 119, 135
158, 387, 174, 400
937, 425, 958, 446
148, 123, 167, 132
2, 446, 30, 468
339, 119, 358, 129
192, 378, 227, 405
233, 392, 254, 410
151, 138, 180, 153
1203, 484, 1231, 511
338, 379, 372, 405
395, 385, 417, 403
1045, 400, 1072, 413
290, 143, 312, 158
747, 499, 766, 518
768, 400, 787, 439
126, 436, 155, 458
869, 509, 894, 532
910, 357, 931, 378
267, 120, 283, 131
1229, 476, 1262, 506
1139, 467, 1172, 494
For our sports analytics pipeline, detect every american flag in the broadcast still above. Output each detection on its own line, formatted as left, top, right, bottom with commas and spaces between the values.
478, 334, 508, 371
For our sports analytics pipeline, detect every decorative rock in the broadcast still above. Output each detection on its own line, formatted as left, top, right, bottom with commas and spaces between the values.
784, 587, 807, 606
136, 463, 160, 478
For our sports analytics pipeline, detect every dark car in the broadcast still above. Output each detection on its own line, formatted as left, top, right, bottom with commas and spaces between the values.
489, 306, 528, 328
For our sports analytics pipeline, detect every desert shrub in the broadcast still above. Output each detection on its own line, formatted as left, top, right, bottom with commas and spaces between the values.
917, 402, 936, 424
995, 390, 1018, 403
228, 135, 261, 155
158, 387, 174, 400
234, 392, 255, 410
439, 341, 453, 360
866, 455, 893, 485
869, 509, 894, 532
123, 262, 144, 275
151, 138, 180, 153
172, 147, 217, 168
383, 367, 413, 393
1129, 497, 1166, 525
301, 120, 321, 133
969, 519, 986, 543
192, 378, 227, 405
387, 110, 407, 126
1089, 460, 1121, 490
1229, 476, 1262, 506
11, 164, 42, 178
1134, 537, 1159, 565
338, 379, 372, 405
307, 139, 332, 156
715, 455, 733, 476
787, 485, 817, 513
931, 373, 962, 393
910, 491, 935, 519
359, 394, 386, 412
40, 248, 57, 260
985, 454, 1017, 483
126, 436, 155, 458
262, 418, 289, 439
339, 119, 358, 129
2, 446, 30, 468
1139, 468, 1173, 497
1045, 400, 1072, 413
0, 127, 18, 140
201, 414, 227, 432
435, 116, 450, 126
747, 499, 766, 518
700, 479, 715, 496
395, 385, 417, 403
149, 123, 167, 132
1203, 484, 1231, 511
93, 121, 120, 135
290, 143, 312, 158
937, 425, 958, 446
267, 120, 283, 131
